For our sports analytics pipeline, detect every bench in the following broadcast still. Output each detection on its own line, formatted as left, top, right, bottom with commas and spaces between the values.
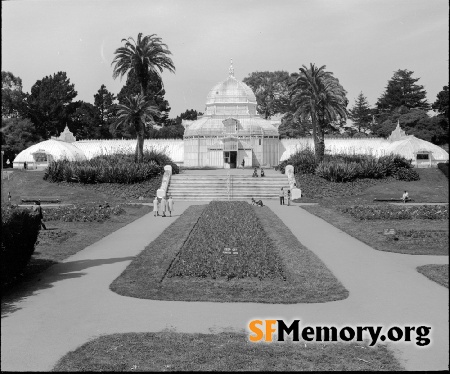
373, 198, 414, 202
21, 196, 61, 203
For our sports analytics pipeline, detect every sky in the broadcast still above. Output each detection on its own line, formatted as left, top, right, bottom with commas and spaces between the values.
2, 0, 449, 118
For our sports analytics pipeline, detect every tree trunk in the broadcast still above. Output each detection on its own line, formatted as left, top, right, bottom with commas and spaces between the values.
134, 119, 145, 163
313, 121, 325, 164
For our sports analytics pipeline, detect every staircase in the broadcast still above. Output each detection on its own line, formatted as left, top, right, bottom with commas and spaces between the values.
167, 174, 290, 200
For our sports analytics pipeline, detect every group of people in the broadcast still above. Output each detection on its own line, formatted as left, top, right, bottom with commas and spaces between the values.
252, 167, 264, 177
153, 195, 174, 217
279, 187, 291, 206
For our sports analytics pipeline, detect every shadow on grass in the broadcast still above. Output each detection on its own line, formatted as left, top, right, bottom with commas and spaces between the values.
1, 256, 134, 319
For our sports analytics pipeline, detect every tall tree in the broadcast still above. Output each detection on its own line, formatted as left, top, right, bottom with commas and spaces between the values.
376, 69, 430, 119
1, 117, 43, 165
2, 71, 26, 118
117, 71, 171, 127
290, 63, 348, 162
94, 84, 116, 138
112, 33, 175, 162
243, 71, 292, 119
348, 92, 373, 134
114, 94, 160, 162
432, 85, 449, 118
26, 71, 78, 138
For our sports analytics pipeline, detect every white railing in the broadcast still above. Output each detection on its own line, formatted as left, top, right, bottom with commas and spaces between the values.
226, 170, 231, 200
157, 165, 173, 198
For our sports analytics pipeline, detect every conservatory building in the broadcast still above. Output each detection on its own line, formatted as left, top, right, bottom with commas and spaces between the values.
182, 61, 281, 168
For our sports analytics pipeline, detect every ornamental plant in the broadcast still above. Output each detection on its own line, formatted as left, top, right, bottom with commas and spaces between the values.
166, 201, 286, 280
1, 205, 41, 286
42, 203, 126, 222
43, 149, 177, 184
338, 205, 448, 220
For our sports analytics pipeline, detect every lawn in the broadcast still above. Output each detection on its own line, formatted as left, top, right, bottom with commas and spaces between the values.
416, 264, 449, 288
110, 201, 349, 303
300, 205, 448, 256
3, 169, 163, 204
295, 168, 448, 204
52, 331, 403, 371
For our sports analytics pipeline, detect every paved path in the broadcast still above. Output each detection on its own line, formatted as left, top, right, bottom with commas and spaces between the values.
1, 200, 448, 371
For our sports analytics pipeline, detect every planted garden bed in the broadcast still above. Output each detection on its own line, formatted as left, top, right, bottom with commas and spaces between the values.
110, 201, 348, 303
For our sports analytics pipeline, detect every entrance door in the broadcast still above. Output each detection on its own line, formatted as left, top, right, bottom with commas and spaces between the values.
230, 151, 237, 168
224, 151, 237, 168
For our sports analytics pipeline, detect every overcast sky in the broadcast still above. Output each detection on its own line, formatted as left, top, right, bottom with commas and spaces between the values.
2, 0, 449, 118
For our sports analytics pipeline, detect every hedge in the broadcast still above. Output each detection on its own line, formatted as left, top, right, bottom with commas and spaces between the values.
1, 206, 41, 287
438, 162, 449, 179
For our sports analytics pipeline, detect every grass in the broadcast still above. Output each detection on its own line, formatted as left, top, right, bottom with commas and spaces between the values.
416, 264, 449, 288
295, 168, 448, 204
300, 205, 448, 256
3, 169, 163, 204
52, 331, 404, 371
110, 202, 349, 303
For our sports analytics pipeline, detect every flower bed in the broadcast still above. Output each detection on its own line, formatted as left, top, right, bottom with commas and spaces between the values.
166, 201, 285, 280
337, 205, 449, 220
42, 203, 126, 222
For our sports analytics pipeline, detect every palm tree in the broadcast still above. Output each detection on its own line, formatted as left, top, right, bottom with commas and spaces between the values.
114, 94, 160, 162
112, 33, 175, 96
290, 63, 348, 163
112, 33, 175, 162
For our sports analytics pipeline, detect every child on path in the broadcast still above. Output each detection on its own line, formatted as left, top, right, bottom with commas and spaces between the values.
153, 196, 159, 217
287, 189, 291, 206
402, 191, 410, 203
160, 195, 167, 217
167, 195, 174, 217
279, 187, 284, 205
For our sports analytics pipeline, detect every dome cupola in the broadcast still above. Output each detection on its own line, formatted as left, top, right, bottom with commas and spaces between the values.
204, 59, 257, 116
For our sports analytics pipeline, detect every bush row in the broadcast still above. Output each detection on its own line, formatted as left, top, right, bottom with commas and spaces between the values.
438, 162, 449, 179
1, 206, 41, 287
166, 201, 286, 280
277, 148, 417, 182
42, 203, 126, 222
338, 205, 448, 220
44, 150, 178, 184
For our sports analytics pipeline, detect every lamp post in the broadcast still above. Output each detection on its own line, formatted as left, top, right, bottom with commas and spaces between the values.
1, 150, 4, 203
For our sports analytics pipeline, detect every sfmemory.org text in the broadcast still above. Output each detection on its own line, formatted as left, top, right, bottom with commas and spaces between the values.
248, 320, 431, 347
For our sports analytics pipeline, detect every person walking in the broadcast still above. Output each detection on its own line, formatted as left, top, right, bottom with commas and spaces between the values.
279, 187, 285, 205
8, 191, 11, 204
241, 159, 245, 169
160, 195, 167, 217
287, 189, 291, 206
167, 195, 174, 217
153, 196, 159, 217
34, 201, 47, 230
402, 191, 410, 203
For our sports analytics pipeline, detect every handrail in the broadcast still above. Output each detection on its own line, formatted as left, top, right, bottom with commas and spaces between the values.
226, 170, 231, 200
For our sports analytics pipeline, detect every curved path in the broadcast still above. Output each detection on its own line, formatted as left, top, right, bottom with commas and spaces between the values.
1, 200, 448, 371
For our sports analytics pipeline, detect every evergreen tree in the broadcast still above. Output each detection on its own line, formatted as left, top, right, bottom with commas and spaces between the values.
26, 72, 78, 138
94, 84, 116, 138
348, 92, 373, 134
432, 85, 449, 118
376, 69, 430, 118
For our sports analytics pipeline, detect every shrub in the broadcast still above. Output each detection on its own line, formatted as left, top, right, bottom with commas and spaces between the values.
338, 205, 448, 220
1, 206, 41, 286
277, 148, 316, 174
395, 168, 420, 181
42, 203, 126, 222
315, 161, 360, 182
438, 162, 449, 179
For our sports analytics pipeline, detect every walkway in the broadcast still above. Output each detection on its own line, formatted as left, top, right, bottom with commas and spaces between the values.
1, 200, 448, 371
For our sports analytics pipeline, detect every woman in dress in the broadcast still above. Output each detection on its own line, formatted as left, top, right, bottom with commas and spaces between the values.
167, 195, 174, 217
160, 195, 167, 217
153, 196, 159, 217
